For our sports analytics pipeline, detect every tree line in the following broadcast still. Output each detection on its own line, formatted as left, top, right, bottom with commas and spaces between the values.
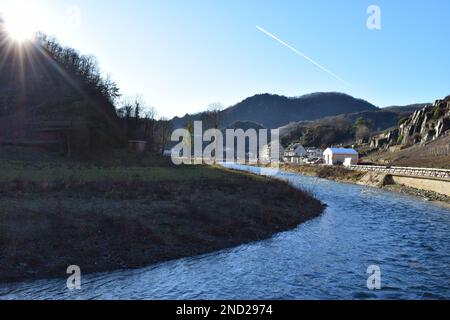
116, 95, 173, 154
0, 23, 216, 155
35, 34, 173, 154
36, 33, 120, 104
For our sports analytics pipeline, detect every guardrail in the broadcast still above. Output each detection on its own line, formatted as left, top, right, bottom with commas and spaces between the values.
348, 165, 450, 180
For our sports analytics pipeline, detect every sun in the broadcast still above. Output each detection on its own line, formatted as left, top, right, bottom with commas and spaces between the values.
6, 20, 37, 42
3, 4, 40, 42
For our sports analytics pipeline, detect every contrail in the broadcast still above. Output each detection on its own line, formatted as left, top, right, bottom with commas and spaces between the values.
256, 25, 351, 87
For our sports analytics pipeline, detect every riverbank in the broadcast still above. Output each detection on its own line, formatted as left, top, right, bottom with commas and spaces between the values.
4, 163, 450, 300
0, 154, 325, 283
280, 164, 450, 204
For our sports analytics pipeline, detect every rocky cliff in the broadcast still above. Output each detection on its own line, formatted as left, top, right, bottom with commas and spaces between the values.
370, 96, 450, 149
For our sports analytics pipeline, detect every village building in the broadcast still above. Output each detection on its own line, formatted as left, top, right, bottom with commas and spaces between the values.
261, 143, 285, 163
323, 148, 359, 166
283, 143, 307, 164
305, 148, 324, 160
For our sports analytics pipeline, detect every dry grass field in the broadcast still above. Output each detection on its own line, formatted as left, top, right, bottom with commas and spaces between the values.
0, 149, 324, 282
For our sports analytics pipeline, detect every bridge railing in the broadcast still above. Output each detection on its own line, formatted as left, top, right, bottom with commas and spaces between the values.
348, 165, 450, 180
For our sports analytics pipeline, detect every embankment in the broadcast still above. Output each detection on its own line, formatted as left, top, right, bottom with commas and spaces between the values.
389, 176, 450, 197
280, 164, 365, 184
281, 164, 450, 203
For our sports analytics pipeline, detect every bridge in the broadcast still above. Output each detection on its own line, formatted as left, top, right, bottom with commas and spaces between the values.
348, 165, 450, 181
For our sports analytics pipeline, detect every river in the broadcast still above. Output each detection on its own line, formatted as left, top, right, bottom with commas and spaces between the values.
1, 164, 450, 300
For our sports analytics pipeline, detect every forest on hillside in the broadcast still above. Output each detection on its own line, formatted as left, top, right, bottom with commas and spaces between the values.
0, 17, 172, 156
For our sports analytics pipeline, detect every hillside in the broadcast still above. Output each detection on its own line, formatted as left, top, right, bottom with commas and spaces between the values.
0, 27, 125, 155
279, 108, 415, 148
370, 97, 450, 149
226, 120, 265, 131
365, 134, 450, 169
366, 96, 450, 168
383, 103, 430, 115
172, 92, 378, 129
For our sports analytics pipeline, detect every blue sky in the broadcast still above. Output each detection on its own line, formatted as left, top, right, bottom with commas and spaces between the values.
2, 0, 450, 117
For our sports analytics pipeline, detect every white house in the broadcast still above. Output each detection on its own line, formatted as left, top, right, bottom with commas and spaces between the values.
323, 148, 359, 166
283, 144, 307, 163
285, 144, 307, 157
261, 143, 285, 162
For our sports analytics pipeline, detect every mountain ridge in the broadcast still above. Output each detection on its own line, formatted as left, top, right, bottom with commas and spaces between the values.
172, 92, 379, 129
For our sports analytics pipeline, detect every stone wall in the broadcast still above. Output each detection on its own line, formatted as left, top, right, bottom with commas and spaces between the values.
390, 176, 450, 197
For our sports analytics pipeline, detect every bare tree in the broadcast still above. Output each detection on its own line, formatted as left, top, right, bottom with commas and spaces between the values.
143, 106, 158, 151
207, 102, 224, 129
35, 33, 120, 103
117, 96, 133, 118
154, 117, 173, 154
200, 102, 224, 133
356, 125, 371, 143
355, 117, 372, 143
116, 95, 147, 140
116, 94, 165, 152
133, 95, 144, 125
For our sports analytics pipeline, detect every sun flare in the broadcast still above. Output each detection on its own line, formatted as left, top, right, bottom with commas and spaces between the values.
3, 4, 41, 42
6, 21, 36, 42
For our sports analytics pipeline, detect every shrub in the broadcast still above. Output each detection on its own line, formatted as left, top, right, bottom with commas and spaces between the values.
398, 117, 409, 126
433, 107, 444, 120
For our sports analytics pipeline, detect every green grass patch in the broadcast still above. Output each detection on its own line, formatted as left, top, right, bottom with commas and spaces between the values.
0, 160, 237, 183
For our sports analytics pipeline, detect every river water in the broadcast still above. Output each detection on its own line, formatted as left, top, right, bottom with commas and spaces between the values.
1, 164, 450, 300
